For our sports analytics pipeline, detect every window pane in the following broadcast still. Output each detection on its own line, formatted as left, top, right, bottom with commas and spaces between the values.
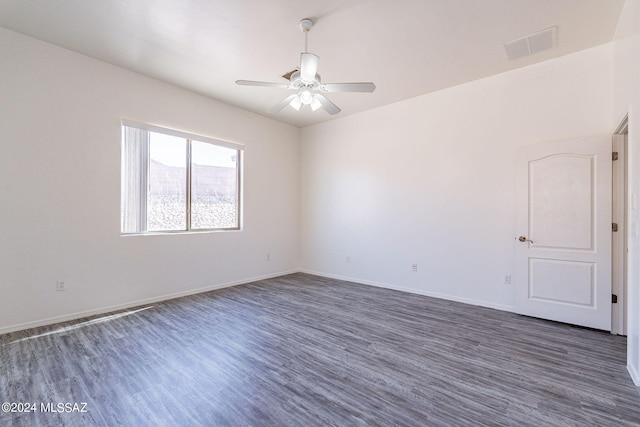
148, 132, 187, 231
191, 141, 239, 229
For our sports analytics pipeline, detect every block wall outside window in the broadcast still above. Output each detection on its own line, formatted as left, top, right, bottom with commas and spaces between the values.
121, 121, 243, 234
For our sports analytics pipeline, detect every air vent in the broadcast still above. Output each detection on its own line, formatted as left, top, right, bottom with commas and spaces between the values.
504, 27, 557, 61
281, 69, 299, 81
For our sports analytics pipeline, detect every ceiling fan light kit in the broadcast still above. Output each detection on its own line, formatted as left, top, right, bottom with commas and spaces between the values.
235, 18, 376, 116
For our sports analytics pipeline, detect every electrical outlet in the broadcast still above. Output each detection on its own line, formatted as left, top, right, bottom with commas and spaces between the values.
503, 275, 511, 285
266, 253, 271, 261
346, 256, 351, 263
56, 281, 67, 291
412, 264, 418, 272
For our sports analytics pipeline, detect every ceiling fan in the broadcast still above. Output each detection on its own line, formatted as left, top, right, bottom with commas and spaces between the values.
236, 18, 376, 116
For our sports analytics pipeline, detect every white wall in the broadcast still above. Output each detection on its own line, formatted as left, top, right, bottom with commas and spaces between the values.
0, 28, 300, 333
301, 44, 613, 311
613, 0, 640, 386
2, 10, 636, 388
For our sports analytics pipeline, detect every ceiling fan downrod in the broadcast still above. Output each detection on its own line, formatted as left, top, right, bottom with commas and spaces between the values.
299, 18, 313, 53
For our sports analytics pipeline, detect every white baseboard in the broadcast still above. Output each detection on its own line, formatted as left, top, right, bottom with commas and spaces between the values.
1, 268, 517, 335
0, 270, 299, 335
301, 269, 516, 313
629, 362, 640, 387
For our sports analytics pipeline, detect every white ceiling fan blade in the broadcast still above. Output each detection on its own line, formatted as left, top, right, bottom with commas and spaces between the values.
236, 80, 291, 89
321, 82, 376, 93
300, 53, 319, 82
315, 94, 341, 115
268, 94, 298, 114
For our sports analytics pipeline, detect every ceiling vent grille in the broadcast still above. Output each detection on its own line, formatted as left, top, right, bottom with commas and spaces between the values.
281, 69, 299, 81
504, 26, 557, 61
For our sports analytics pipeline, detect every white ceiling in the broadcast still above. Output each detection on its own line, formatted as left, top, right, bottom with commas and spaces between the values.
0, 0, 625, 128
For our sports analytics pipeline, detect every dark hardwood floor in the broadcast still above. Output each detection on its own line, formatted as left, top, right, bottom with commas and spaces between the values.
1, 273, 639, 426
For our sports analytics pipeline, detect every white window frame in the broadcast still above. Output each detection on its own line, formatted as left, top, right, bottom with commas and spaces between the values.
121, 120, 244, 235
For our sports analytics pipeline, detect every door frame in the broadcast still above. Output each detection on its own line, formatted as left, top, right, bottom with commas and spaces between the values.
612, 115, 629, 336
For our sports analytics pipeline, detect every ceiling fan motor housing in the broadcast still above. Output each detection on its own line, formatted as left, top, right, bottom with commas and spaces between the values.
289, 70, 320, 86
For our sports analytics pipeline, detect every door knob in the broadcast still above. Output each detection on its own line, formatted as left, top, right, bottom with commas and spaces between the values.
518, 236, 533, 243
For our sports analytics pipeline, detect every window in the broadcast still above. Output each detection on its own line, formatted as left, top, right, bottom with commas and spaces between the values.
121, 121, 243, 234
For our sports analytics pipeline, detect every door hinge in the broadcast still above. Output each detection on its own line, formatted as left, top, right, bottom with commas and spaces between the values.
612, 223, 618, 232
613, 151, 619, 161
612, 294, 618, 304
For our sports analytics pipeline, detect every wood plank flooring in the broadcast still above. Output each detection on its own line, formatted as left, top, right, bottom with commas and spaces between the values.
1, 273, 639, 426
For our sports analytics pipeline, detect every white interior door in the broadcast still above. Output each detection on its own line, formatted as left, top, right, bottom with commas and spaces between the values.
515, 136, 611, 330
